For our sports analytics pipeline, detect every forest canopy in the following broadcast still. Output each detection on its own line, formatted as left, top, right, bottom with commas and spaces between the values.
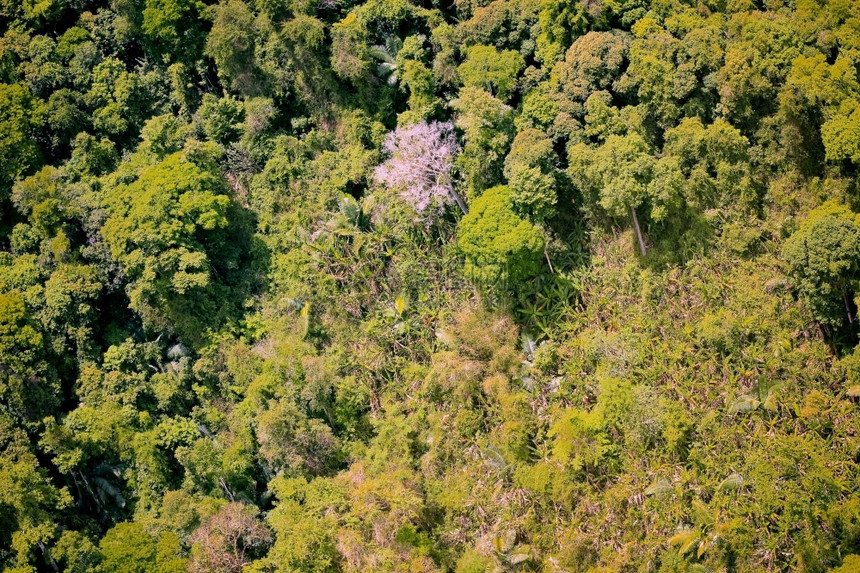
1, 0, 860, 572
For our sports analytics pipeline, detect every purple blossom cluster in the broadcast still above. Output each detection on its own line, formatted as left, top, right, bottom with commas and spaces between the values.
373, 121, 467, 220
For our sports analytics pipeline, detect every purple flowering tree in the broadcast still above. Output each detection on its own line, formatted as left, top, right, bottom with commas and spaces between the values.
373, 121, 468, 219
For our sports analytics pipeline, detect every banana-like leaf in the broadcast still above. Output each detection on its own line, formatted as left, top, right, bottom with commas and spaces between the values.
697, 536, 711, 559
728, 395, 760, 414
483, 444, 508, 471
669, 529, 700, 556
493, 528, 517, 553
718, 472, 743, 491
369, 45, 395, 63
691, 499, 714, 526
645, 479, 673, 497
394, 294, 407, 316
435, 328, 454, 347
508, 545, 531, 564
764, 387, 780, 411
521, 333, 537, 358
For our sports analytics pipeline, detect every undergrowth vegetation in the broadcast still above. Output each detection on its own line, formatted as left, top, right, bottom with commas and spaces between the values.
0, 0, 859, 571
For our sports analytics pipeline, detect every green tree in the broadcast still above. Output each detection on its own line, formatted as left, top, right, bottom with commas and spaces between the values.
142, 0, 206, 63
551, 30, 630, 121
265, 476, 344, 573
783, 201, 860, 327
0, 83, 43, 203
11, 165, 66, 237
85, 58, 151, 138
830, 555, 860, 573
199, 94, 245, 145
624, 17, 692, 130
396, 36, 440, 125
662, 117, 754, 211
458, 185, 545, 285
457, 44, 524, 102
0, 289, 58, 421
271, 15, 340, 110
568, 133, 657, 255
98, 522, 187, 573
503, 128, 558, 222
257, 398, 340, 478
583, 92, 625, 142
822, 99, 860, 166
205, 0, 261, 96
51, 530, 100, 573
102, 150, 231, 338
68, 133, 117, 178
452, 87, 515, 198
330, 11, 371, 83
40, 263, 103, 356
716, 10, 803, 131
0, 412, 71, 570
535, 0, 589, 65
44, 89, 88, 154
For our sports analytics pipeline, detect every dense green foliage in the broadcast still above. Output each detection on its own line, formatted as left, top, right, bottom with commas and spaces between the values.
1, 0, 860, 572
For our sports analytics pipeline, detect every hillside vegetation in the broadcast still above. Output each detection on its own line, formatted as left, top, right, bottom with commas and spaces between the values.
1, 0, 860, 571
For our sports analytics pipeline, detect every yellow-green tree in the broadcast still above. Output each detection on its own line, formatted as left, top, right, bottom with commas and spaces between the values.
458, 185, 545, 285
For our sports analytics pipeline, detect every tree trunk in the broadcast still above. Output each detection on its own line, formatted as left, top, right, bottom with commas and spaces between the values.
843, 287, 854, 324
39, 542, 59, 573
544, 247, 555, 274
77, 471, 102, 511
447, 181, 468, 215
219, 477, 235, 501
631, 206, 647, 256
